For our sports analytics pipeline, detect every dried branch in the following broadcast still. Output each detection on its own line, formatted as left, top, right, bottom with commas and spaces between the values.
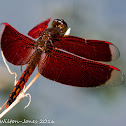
0, 72, 40, 118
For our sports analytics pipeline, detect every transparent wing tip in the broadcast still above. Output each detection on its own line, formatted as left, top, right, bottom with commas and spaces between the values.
102, 69, 125, 87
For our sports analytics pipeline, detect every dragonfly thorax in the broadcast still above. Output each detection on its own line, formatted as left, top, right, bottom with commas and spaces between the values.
37, 28, 62, 50
42, 28, 61, 39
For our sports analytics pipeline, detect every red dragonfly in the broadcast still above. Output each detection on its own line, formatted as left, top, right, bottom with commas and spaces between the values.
0, 18, 125, 108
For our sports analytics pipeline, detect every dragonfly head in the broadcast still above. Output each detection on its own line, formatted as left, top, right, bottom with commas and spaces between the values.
51, 19, 68, 34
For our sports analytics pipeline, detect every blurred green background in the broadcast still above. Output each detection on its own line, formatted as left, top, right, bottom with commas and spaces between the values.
0, 0, 126, 126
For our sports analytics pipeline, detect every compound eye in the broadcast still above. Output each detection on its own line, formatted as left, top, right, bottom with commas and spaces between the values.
51, 19, 68, 33
51, 19, 59, 28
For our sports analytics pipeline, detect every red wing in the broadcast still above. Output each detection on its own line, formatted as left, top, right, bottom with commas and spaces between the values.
0, 23, 35, 65
28, 18, 51, 39
38, 47, 124, 87
52, 35, 119, 61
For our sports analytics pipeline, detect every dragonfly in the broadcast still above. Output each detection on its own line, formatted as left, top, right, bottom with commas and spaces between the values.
0, 18, 125, 108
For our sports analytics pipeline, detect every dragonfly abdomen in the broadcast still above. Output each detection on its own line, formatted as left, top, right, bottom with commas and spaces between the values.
6, 50, 41, 108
